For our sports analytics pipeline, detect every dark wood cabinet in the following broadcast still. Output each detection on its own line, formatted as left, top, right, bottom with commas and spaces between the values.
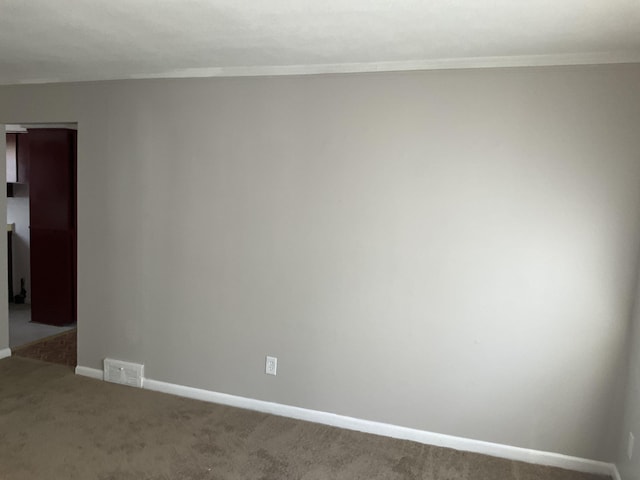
17, 133, 29, 184
29, 129, 76, 326
5, 132, 29, 186
30, 229, 75, 326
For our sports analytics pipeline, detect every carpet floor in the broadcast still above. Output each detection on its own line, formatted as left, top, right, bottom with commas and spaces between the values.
11, 328, 77, 367
0, 357, 610, 480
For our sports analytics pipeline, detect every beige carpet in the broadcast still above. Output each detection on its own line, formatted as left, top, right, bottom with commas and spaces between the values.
12, 328, 77, 367
0, 357, 610, 480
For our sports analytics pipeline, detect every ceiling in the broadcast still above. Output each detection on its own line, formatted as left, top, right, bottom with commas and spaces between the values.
1, 0, 639, 85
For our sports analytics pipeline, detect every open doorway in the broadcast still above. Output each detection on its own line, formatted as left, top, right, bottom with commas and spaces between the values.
5, 123, 77, 367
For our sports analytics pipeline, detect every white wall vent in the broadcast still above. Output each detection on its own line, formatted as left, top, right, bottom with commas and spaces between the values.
103, 358, 144, 388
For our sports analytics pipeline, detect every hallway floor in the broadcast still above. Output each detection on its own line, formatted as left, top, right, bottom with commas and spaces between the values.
8, 303, 75, 349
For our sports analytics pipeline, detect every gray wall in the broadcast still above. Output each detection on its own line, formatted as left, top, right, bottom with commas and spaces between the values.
1, 65, 640, 461
0, 132, 6, 350
617, 280, 640, 479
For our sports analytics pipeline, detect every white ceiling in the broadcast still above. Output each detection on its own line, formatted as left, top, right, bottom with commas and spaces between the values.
1, 0, 639, 85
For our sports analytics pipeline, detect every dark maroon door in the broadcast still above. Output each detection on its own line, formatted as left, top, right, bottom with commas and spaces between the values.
29, 129, 76, 326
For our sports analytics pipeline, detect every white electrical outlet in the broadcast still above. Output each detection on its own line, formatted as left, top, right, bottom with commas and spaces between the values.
265, 356, 277, 376
628, 432, 635, 460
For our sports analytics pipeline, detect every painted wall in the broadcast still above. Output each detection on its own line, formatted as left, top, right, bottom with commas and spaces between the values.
0, 132, 7, 350
6, 183, 30, 301
1, 65, 639, 461
616, 281, 640, 479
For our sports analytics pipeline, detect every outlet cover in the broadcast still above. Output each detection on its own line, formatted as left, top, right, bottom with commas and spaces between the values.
629, 432, 635, 460
104, 358, 144, 388
265, 356, 277, 376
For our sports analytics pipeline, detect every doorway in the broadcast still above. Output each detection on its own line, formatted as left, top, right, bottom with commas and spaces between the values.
5, 123, 78, 367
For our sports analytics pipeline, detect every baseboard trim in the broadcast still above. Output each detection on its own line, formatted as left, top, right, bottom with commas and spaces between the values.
0, 348, 11, 360
74, 365, 103, 380
74, 364, 616, 477
142, 377, 615, 477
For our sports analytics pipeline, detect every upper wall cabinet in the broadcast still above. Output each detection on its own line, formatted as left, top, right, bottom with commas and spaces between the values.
5, 132, 29, 185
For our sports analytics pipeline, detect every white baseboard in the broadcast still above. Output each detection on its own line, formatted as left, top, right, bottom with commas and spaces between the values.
141, 378, 615, 477
0, 348, 11, 360
74, 365, 103, 380
75, 364, 617, 478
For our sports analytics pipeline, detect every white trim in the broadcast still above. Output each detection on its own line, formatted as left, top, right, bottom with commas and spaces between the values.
4, 125, 28, 133
74, 365, 103, 380
612, 464, 622, 480
0, 348, 11, 360
7, 51, 640, 85
142, 377, 615, 477
74, 364, 617, 477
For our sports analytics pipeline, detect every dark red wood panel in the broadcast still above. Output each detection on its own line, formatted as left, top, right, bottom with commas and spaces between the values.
28, 130, 73, 230
16, 132, 29, 183
30, 229, 74, 326
28, 129, 77, 326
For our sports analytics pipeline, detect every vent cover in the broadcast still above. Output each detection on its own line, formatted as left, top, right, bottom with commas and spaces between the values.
103, 358, 144, 388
